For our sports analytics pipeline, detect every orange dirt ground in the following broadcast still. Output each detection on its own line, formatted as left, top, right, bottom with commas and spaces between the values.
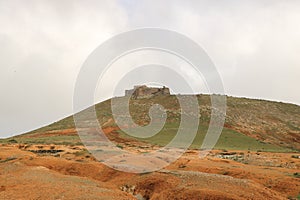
0, 142, 299, 200
1, 126, 300, 200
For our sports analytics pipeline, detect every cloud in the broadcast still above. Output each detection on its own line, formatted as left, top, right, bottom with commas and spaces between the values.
0, 0, 299, 137
120, 0, 300, 103
0, 0, 128, 137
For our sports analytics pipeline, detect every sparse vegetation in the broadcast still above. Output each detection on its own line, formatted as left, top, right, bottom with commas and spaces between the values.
293, 172, 300, 178
7, 139, 17, 144
0, 95, 299, 152
0, 156, 17, 163
0, 135, 81, 146
73, 149, 90, 157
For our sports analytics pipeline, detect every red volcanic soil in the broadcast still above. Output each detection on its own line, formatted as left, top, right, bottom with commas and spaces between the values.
1, 124, 299, 199
0, 143, 299, 200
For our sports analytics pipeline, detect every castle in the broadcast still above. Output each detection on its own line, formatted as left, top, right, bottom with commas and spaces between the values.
125, 85, 170, 99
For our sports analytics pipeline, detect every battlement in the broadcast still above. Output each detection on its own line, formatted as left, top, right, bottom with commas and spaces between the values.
125, 85, 170, 99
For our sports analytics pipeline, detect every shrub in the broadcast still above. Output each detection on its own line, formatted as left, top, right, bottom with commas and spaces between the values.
293, 172, 300, 178
0, 156, 17, 163
8, 139, 18, 144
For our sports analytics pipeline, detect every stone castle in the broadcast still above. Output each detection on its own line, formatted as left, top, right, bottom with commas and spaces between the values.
125, 85, 170, 99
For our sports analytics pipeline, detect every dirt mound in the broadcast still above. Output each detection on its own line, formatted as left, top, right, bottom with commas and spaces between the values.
134, 175, 180, 199
159, 188, 239, 200
0, 161, 134, 200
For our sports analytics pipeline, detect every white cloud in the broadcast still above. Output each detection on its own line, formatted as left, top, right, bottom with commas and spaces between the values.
120, 0, 300, 103
0, 0, 128, 137
0, 0, 299, 137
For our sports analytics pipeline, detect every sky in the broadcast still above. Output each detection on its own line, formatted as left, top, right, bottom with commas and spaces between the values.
0, 0, 300, 138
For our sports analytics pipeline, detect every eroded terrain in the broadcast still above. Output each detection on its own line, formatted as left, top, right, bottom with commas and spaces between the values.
1, 141, 299, 200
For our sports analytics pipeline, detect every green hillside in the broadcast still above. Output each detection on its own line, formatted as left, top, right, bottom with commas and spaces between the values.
1, 95, 299, 152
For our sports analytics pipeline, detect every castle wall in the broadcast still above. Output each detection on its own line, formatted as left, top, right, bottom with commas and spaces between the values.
125, 85, 170, 99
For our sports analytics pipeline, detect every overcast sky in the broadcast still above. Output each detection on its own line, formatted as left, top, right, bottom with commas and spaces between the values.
1, 0, 300, 138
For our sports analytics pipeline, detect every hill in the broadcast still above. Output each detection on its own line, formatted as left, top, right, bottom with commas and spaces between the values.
2, 94, 299, 152
1, 94, 300, 199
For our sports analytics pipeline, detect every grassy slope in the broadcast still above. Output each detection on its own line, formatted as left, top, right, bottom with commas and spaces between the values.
1, 95, 299, 152
117, 125, 290, 152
